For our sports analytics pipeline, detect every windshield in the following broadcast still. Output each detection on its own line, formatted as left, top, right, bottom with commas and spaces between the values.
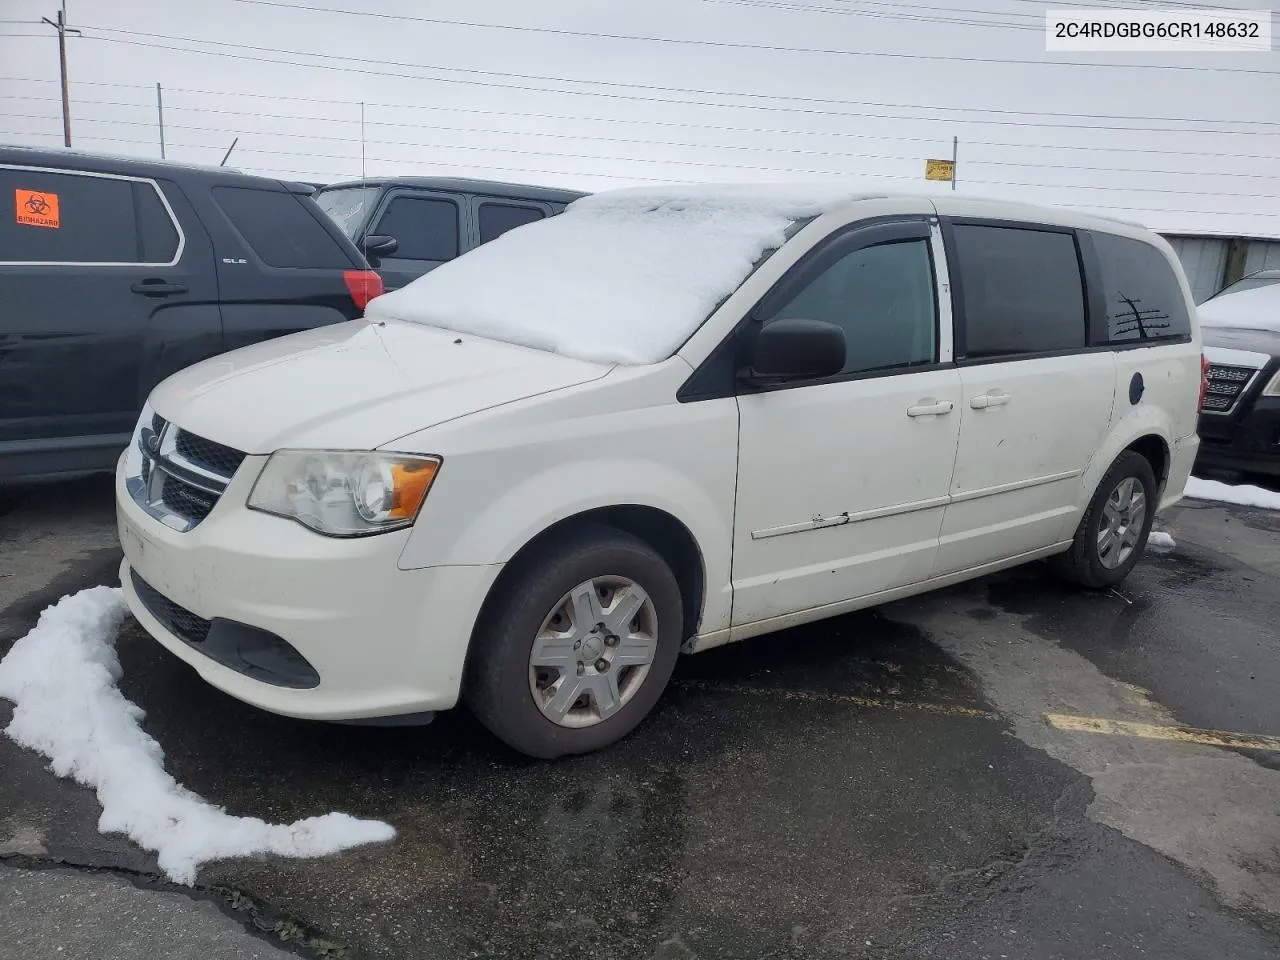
363, 185, 863, 365
1210, 275, 1280, 300
314, 186, 380, 241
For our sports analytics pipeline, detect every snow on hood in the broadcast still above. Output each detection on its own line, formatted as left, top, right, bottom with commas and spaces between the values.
1198, 283, 1280, 334
365, 183, 874, 365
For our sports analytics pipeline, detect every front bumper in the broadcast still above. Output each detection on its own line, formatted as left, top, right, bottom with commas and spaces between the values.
1195, 397, 1280, 477
116, 455, 502, 721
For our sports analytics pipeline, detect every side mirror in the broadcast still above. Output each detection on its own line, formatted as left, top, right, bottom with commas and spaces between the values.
362, 234, 399, 257
744, 317, 846, 382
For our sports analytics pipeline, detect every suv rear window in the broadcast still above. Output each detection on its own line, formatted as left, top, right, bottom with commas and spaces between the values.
1090, 231, 1192, 343
0, 168, 142, 263
478, 202, 544, 245
213, 186, 351, 269
952, 224, 1086, 358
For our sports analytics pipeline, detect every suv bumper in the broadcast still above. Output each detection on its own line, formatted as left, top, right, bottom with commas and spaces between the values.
116, 455, 501, 721
1195, 396, 1280, 477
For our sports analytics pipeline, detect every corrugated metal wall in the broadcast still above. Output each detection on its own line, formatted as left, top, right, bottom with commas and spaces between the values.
1244, 240, 1280, 276
1164, 236, 1230, 304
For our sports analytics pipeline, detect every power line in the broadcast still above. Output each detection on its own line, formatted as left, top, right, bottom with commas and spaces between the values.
226, 0, 1278, 76
65, 29, 1280, 138
700, 0, 1043, 31
7, 92, 1279, 182
5, 73, 1276, 130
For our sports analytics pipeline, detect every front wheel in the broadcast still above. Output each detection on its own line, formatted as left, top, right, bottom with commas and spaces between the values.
1053, 450, 1157, 589
464, 525, 683, 759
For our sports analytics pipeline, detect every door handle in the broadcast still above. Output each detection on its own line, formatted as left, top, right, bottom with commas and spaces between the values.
131, 280, 188, 297
970, 391, 1011, 409
906, 400, 954, 417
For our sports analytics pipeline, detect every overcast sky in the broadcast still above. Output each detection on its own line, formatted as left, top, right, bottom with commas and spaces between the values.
2, 0, 1278, 235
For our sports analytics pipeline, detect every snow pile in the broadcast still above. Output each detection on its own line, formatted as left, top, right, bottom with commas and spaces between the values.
0, 587, 394, 885
367, 183, 871, 365
1198, 284, 1280, 333
1185, 477, 1280, 510
1146, 531, 1176, 552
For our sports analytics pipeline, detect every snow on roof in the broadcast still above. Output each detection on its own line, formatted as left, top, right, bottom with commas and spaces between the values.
365, 183, 878, 365
1198, 282, 1280, 334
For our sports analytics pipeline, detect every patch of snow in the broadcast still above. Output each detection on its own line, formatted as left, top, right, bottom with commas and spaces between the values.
0, 587, 394, 885
1198, 284, 1280, 334
1146, 531, 1176, 552
366, 183, 877, 365
1185, 477, 1280, 510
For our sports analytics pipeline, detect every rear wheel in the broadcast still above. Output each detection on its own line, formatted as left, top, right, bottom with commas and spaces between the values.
464, 525, 683, 759
1053, 450, 1157, 589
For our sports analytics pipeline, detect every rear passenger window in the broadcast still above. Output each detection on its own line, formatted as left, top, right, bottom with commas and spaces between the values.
478, 202, 544, 244
134, 182, 179, 263
952, 224, 1086, 358
0, 168, 138, 263
374, 197, 458, 262
212, 187, 351, 269
1090, 231, 1191, 343
765, 239, 937, 375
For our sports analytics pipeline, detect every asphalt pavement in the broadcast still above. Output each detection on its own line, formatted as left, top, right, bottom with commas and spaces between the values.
2, 476, 1279, 959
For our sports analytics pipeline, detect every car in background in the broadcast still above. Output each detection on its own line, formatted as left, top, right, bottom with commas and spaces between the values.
1195, 277, 1280, 479
313, 177, 586, 290
0, 146, 381, 484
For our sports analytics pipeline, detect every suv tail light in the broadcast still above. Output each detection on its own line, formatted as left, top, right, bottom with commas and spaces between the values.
1199, 353, 1210, 411
344, 270, 384, 311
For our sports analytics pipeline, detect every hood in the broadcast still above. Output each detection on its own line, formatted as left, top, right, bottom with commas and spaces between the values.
1202, 325, 1280, 365
150, 320, 610, 454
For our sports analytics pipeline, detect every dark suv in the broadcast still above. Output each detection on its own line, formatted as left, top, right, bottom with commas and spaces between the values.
313, 177, 585, 290
0, 147, 381, 484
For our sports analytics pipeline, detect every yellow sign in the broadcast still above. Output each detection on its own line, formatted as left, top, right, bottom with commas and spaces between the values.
16, 189, 60, 229
924, 159, 954, 182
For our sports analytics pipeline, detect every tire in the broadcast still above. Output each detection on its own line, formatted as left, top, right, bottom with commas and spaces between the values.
464, 524, 684, 759
1053, 450, 1157, 589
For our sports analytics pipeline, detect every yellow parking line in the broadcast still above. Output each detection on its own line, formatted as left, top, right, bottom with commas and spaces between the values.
1046, 713, 1280, 752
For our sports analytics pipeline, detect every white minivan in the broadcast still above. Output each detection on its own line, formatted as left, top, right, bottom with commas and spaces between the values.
116, 185, 1204, 757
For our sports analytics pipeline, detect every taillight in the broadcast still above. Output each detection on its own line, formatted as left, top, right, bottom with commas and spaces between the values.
1199, 353, 1210, 411
343, 269, 384, 311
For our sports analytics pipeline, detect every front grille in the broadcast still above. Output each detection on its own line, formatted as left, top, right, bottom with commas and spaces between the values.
1203, 364, 1257, 414
130, 570, 212, 644
129, 423, 245, 531
160, 473, 219, 523
174, 430, 247, 477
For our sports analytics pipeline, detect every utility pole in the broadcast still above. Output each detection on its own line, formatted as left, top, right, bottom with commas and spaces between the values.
951, 136, 958, 192
360, 101, 366, 178
156, 82, 166, 159
40, 1, 80, 147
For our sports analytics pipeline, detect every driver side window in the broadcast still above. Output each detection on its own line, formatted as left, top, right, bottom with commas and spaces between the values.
765, 239, 938, 375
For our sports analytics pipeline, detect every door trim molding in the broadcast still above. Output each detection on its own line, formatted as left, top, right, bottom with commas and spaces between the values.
950, 469, 1081, 504
751, 494, 951, 539
750, 469, 1078, 541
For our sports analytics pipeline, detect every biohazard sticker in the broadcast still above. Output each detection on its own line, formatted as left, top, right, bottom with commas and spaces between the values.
16, 189, 60, 229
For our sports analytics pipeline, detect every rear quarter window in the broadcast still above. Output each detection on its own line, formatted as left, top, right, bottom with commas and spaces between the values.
1089, 231, 1192, 344
212, 186, 352, 269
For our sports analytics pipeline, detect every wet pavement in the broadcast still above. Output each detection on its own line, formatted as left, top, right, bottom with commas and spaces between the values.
2, 477, 1279, 959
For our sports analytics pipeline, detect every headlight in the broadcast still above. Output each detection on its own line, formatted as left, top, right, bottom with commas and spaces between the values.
1264, 370, 1280, 397
247, 450, 441, 537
